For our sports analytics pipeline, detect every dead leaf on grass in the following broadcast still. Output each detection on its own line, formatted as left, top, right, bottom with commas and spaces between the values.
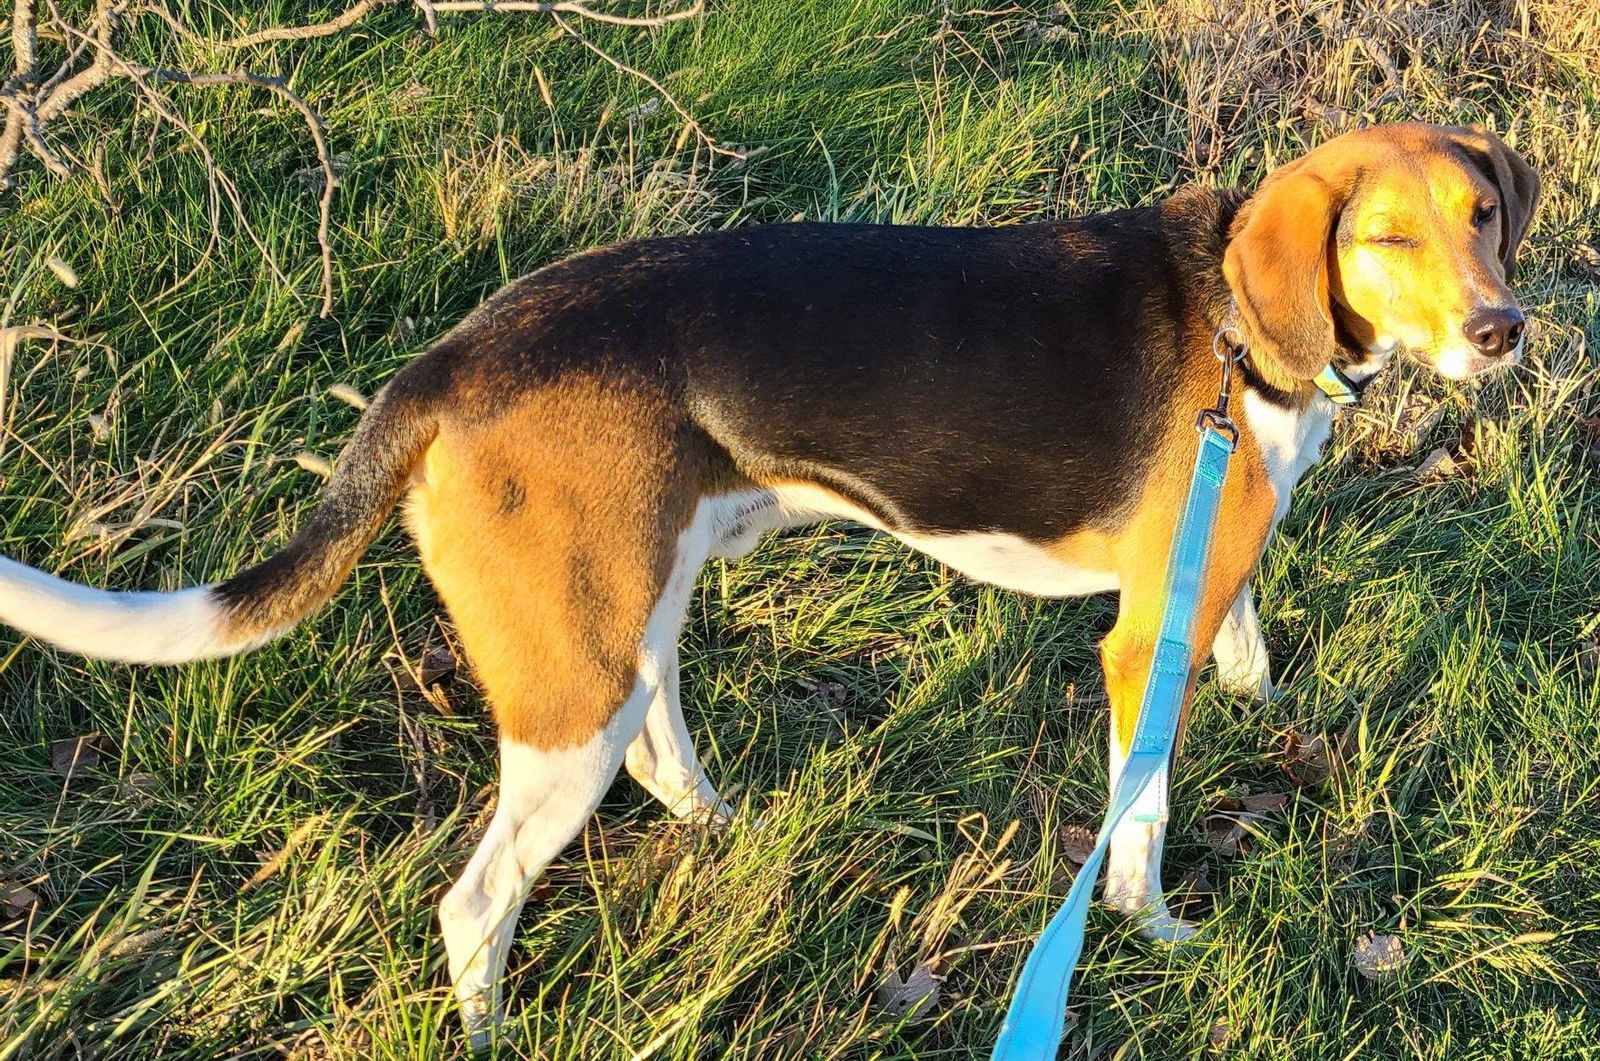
1569, 240, 1600, 281
873, 960, 942, 1021
1172, 864, 1217, 919
50, 734, 114, 781
1239, 791, 1289, 816
1201, 815, 1247, 858
1058, 824, 1097, 871
1175, 864, 1215, 894
1577, 633, 1600, 678
1352, 931, 1409, 980
1411, 445, 1466, 481
1282, 728, 1349, 788
798, 678, 848, 707
1202, 789, 1288, 858
418, 644, 458, 686
1457, 414, 1501, 464
0, 883, 40, 918
1395, 401, 1447, 455
1579, 414, 1600, 461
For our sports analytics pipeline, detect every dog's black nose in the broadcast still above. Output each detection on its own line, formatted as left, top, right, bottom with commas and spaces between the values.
1464, 307, 1526, 357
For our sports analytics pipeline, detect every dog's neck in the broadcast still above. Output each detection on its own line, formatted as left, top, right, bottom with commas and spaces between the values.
1160, 185, 1247, 342
1163, 185, 1387, 411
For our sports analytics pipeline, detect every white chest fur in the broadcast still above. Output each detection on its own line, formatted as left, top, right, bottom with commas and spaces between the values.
1241, 390, 1335, 524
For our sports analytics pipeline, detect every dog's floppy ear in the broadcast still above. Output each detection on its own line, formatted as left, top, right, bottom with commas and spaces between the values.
1463, 125, 1540, 279
1223, 164, 1346, 380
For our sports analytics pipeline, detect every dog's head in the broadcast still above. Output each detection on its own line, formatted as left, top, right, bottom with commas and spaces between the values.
1223, 122, 1540, 384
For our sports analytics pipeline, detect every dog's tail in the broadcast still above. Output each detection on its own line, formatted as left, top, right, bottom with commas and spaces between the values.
0, 370, 438, 664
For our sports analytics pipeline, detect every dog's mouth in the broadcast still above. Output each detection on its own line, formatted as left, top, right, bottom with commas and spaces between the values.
1411, 340, 1524, 381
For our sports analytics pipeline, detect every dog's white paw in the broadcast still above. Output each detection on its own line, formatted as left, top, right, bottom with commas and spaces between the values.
1217, 668, 1275, 703
1104, 889, 1201, 944
1131, 908, 1200, 943
459, 996, 505, 1054
678, 798, 736, 829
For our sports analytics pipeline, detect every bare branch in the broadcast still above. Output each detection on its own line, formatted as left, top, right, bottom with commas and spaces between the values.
149, 0, 398, 51
43, 11, 300, 296
153, 0, 703, 50
20, 107, 70, 176
0, 108, 22, 186
12, 0, 38, 82
551, 10, 738, 161
138, 67, 339, 317
421, 0, 705, 29
1, 0, 41, 186
1, 0, 721, 308
35, 1, 122, 123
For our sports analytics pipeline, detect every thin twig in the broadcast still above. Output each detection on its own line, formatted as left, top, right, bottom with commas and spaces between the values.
152, 0, 703, 49
20, 107, 69, 176
422, 0, 705, 28
138, 67, 339, 316
40, 10, 330, 312
150, 0, 398, 50
92, 49, 298, 297
551, 10, 739, 161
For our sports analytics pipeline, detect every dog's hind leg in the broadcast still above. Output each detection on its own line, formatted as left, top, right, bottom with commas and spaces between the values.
440, 721, 645, 1049
624, 649, 733, 823
409, 389, 716, 1048
431, 503, 712, 1047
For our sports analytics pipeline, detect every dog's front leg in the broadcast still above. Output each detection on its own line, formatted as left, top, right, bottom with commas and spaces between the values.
1211, 582, 1275, 701
1099, 656, 1198, 943
1099, 474, 1273, 940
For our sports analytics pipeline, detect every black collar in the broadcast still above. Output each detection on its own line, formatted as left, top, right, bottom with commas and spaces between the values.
1238, 354, 1373, 409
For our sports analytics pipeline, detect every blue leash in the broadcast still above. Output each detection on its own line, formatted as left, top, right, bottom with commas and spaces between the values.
991, 331, 1245, 1061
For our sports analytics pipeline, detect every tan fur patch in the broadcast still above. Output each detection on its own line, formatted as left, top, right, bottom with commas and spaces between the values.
1098, 358, 1278, 759
407, 378, 708, 750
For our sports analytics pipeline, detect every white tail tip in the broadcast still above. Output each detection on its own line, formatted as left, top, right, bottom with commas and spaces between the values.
0, 554, 240, 664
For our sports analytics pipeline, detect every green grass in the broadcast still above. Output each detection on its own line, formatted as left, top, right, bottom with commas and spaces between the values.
3, 1, 1600, 1057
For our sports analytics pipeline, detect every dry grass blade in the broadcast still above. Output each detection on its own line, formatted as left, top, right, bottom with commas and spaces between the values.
550, 11, 743, 164
327, 382, 369, 409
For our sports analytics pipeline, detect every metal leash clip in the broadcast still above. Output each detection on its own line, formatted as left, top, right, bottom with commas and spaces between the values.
1195, 326, 1246, 447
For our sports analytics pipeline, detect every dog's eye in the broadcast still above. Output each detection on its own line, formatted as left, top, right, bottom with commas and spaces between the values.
1473, 201, 1499, 226
1368, 234, 1418, 249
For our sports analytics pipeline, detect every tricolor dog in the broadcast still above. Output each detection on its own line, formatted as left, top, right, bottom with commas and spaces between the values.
0, 122, 1539, 1045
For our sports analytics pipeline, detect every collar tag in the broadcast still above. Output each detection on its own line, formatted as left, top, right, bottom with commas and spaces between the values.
1314, 363, 1362, 406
